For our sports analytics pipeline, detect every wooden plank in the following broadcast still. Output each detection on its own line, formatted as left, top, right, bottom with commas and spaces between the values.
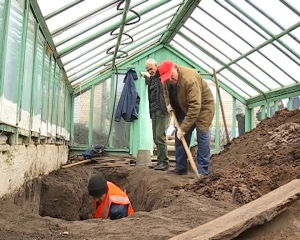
169, 179, 300, 240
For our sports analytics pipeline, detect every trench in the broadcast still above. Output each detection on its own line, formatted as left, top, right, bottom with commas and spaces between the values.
35, 167, 177, 221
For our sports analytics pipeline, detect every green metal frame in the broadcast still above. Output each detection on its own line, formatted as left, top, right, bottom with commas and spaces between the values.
58, 0, 171, 57
161, 0, 201, 44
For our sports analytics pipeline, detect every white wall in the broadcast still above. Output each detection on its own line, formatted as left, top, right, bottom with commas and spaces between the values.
0, 144, 68, 197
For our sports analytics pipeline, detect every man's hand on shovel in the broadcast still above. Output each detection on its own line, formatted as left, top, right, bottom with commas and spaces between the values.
176, 128, 185, 141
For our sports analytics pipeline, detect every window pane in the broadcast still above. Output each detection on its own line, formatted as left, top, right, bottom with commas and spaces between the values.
93, 79, 111, 145
1, 0, 24, 125
73, 89, 91, 146
19, 11, 35, 130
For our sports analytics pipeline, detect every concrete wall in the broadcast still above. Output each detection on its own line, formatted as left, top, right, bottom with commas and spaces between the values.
0, 144, 68, 198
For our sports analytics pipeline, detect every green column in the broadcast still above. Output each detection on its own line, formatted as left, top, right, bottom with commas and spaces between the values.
130, 68, 153, 158
232, 97, 237, 138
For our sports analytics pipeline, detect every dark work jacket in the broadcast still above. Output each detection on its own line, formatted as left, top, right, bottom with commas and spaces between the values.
115, 69, 140, 122
146, 70, 167, 118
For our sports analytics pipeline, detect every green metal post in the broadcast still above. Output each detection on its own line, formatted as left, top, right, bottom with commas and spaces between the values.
70, 94, 75, 146
245, 107, 251, 132
232, 97, 236, 138
88, 85, 95, 147
288, 97, 293, 110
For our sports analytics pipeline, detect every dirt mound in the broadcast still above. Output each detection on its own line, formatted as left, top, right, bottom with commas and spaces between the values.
183, 109, 300, 205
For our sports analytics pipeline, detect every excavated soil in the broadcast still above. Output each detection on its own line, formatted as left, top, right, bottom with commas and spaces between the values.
0, 108, 299, 240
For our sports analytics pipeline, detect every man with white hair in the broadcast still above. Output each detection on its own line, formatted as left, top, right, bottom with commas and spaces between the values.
144, 59, 169, 171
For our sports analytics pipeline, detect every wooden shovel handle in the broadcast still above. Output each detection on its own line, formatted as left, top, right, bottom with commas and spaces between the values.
171, 112, 201, 179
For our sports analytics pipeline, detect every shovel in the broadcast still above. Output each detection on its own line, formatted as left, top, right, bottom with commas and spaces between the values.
170, 111, 201, 180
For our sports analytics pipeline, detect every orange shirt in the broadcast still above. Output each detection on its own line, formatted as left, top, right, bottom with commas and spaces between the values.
92, 181, 134, 219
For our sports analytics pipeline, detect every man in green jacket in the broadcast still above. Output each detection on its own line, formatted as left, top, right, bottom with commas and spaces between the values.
159, 60, 215, 176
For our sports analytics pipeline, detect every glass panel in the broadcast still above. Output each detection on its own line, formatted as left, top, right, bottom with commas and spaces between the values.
185, 18, 241, 60
1, 0, 24, 125
41, 54, 50, 136
52, 66, 60, 126
229, 0, 282, 34
71, 68, 102, 86
73, 89, 91, 146
280, 34, 300, 62
92, 79, 111, 145
47, 60, 55, 135
173, 34, 222, 69
219, 69, 259, 97
286, 0, 300, 10
37, 0, 74, 17
191, 7, 252, 54
32, 32, 44, 133
289, 95, 300, 110
259, 43, 299, 81
44, 1, 118, 32
180, 27, 230, 64
170, 40, 212, 73
201, 0, 266, 46
250, 0, 299, 28
217, 74, 251, 99
112, 74, 130, 148
60, 3, 178, 65
291, 27, 300, 40
272, 40, 300, 65
235, 58, 281, 90
247, 51, 295, 86
19, 11, 35, 130
230, 64, 269, 92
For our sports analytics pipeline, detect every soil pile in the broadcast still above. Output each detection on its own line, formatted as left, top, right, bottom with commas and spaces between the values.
183, 109, 300, 205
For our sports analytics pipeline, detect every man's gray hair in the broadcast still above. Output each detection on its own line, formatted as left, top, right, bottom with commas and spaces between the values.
145, 58, 157, 67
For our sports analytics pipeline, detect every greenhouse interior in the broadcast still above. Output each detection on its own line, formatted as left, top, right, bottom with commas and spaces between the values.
0, 0, 300, 239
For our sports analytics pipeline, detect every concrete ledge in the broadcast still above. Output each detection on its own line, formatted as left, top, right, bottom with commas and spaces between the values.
169, 179, 300, 240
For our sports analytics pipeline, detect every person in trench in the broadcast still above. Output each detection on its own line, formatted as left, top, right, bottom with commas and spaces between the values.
88, 174, 134, 220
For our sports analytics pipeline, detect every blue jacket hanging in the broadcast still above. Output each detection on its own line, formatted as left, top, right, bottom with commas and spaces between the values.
115, 68, 140, 122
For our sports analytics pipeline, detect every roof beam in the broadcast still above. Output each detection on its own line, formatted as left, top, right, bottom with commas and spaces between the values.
58, 0, 171, 58
161, 0, 201, 44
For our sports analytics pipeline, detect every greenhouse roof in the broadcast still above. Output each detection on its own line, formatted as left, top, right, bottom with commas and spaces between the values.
32, 0, 300, 101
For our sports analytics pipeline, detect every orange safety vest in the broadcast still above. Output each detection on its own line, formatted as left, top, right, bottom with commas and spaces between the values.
93, 181, 134, 219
